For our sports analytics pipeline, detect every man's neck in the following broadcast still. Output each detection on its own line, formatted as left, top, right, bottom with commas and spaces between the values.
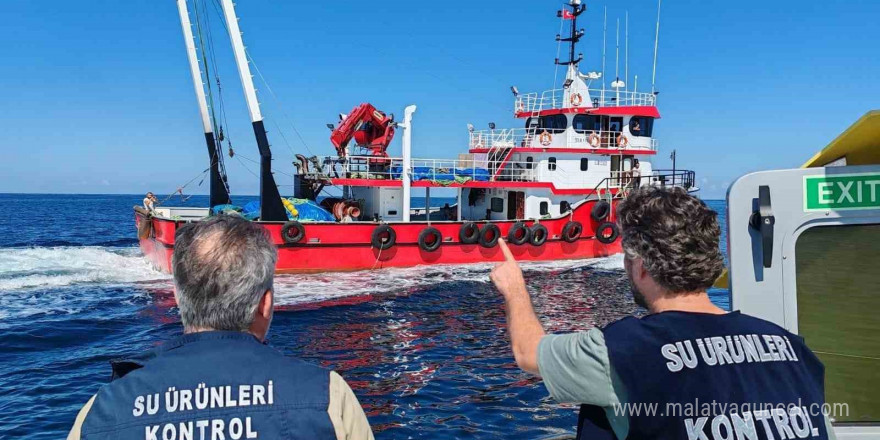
183, 326, 266, 342
648, 292, 726, 315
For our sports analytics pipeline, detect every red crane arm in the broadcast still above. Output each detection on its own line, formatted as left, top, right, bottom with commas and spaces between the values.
330, 103, 396, 158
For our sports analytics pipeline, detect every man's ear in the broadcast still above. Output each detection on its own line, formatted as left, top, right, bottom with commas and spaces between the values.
631, 256, 648, 281
258, 289, 273, 321
250, 289, 274, 341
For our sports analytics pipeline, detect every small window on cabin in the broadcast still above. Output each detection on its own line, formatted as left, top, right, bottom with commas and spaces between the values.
572, 114, 601, 134
629, 117, 654, 137
580, 158, 589, 171
539, 202, 549, 216
548, 157, 557, 171
560, 201, 571, 213
490, 197, 504, 213
387, 210, 397, 216
526, 157, 534, 169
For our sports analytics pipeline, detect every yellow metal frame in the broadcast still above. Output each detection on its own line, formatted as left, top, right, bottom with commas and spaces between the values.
714, 110, 880, 289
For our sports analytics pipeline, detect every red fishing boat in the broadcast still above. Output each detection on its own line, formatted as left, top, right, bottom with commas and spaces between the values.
135, 0, 696, 274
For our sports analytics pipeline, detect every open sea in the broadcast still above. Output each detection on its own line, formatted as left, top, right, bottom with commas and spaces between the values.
0, 193, 729, 439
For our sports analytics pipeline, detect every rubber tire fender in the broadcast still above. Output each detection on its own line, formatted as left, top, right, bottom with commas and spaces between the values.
529, 223, 548, 246
418, 227, 443, 252
595, 222, 620, 244
459, 222, 481, 244
371, 224, 396, 250
507, 222, 531, 245
561, 221, 583, 243
479, 223, 501, 248
591, 200, 611, 221
281, 221, 305, 244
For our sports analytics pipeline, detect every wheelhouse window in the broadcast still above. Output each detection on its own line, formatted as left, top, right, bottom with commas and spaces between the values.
560, 201, 571, 213
548, 157, 557, 171
628, 117, 654, 137
539, 115, 567, 133
572, 114, 601, 134
539, 201, 549, 216
490, 197, 504, 213
580, 158, 589, 171
526, 156, 534, 169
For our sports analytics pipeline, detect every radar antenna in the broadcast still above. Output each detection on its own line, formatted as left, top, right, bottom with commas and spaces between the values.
555, 0, 587, 66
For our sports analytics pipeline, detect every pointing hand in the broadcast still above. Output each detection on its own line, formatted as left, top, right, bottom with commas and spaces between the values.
490, 238, 528, 299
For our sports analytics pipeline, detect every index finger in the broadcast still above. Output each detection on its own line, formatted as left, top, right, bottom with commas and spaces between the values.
497, 237, 516, 262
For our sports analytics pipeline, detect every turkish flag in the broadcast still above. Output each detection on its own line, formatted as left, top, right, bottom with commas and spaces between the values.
561, 9, 574, 20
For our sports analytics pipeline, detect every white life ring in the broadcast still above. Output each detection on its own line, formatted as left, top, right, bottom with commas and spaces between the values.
539, 131, 552, 146
570, 92, 583, 107
588, 132, 601, 148
617, 134, 629, 148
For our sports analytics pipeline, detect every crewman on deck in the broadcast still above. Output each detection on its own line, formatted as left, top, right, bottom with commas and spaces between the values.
490, 186, 835, 440
68, 215, 374, 440
143, 192, 157, 213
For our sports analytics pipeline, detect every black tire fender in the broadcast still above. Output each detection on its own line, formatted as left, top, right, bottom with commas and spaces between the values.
507, 222, 531, 245
561, 221, 583, 243
479, 223, 501, 248
418, 227, 443, 252
281, 221, 305, 244
595, 222, 620, 244
371, 224, 396, 250
529, 223, 548, 246
591, 200, 611, 221
459, 222, 481, 244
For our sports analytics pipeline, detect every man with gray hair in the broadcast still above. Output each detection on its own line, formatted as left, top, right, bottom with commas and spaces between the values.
491, 187, 833, 440
68, 215, 373, 440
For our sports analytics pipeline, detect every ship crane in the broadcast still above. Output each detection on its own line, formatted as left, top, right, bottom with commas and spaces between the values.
329, 103, 396, 159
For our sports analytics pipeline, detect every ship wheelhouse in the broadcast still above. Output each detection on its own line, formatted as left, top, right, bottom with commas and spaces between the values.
309, 3, 695, 226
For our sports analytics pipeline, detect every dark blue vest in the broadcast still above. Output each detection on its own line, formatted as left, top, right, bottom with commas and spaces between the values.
576, 311, 828, 440
81, 331, 336, 440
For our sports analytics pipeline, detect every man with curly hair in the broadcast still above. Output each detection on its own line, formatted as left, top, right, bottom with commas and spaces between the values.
490, 187, 834, 440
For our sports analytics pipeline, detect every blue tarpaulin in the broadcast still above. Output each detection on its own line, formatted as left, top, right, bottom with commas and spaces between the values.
390, 166, 491, 182
239, 199, 335, 222
290, 199, 336, 222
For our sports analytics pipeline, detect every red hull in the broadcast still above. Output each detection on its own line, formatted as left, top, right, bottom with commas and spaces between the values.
135, 200, 621, 274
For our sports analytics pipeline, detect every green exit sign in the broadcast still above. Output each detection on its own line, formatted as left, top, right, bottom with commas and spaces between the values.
804, 173, 880, 211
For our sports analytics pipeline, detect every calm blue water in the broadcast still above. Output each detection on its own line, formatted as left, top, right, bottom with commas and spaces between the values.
0, 193, 729, 439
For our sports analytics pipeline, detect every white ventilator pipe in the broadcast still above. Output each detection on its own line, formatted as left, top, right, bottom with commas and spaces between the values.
401, 105, 417, 222
176, 0, 212, 134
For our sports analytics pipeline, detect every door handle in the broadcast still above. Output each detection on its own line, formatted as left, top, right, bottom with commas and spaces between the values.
749, 185, 775, 268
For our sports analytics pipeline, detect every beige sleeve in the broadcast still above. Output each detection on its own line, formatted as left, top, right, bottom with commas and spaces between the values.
66, 394, 97, 440
328, 371, 374, 440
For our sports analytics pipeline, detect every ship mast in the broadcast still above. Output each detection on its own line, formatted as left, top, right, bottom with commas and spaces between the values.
175, 0, 231, 208
555, 0, 586, 67
218, 0, 288, 221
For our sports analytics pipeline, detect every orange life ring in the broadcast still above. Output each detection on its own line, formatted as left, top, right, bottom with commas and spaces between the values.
617, 134, 629, 148
539, 131, 552, 146
570, 92, 583, 107
588, 132, 601, 147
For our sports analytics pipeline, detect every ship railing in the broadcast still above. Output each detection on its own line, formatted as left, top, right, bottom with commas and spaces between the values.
592, 169, 698, 202
315, 155, 538, 183
470, 128, 658, 151
515, 88, 657, 114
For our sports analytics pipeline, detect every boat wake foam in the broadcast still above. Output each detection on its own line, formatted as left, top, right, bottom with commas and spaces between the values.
273, 254, 625, 306
0, 246, 168, 291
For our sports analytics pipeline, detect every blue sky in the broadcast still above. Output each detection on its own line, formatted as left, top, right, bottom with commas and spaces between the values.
0, 0, 877, 199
